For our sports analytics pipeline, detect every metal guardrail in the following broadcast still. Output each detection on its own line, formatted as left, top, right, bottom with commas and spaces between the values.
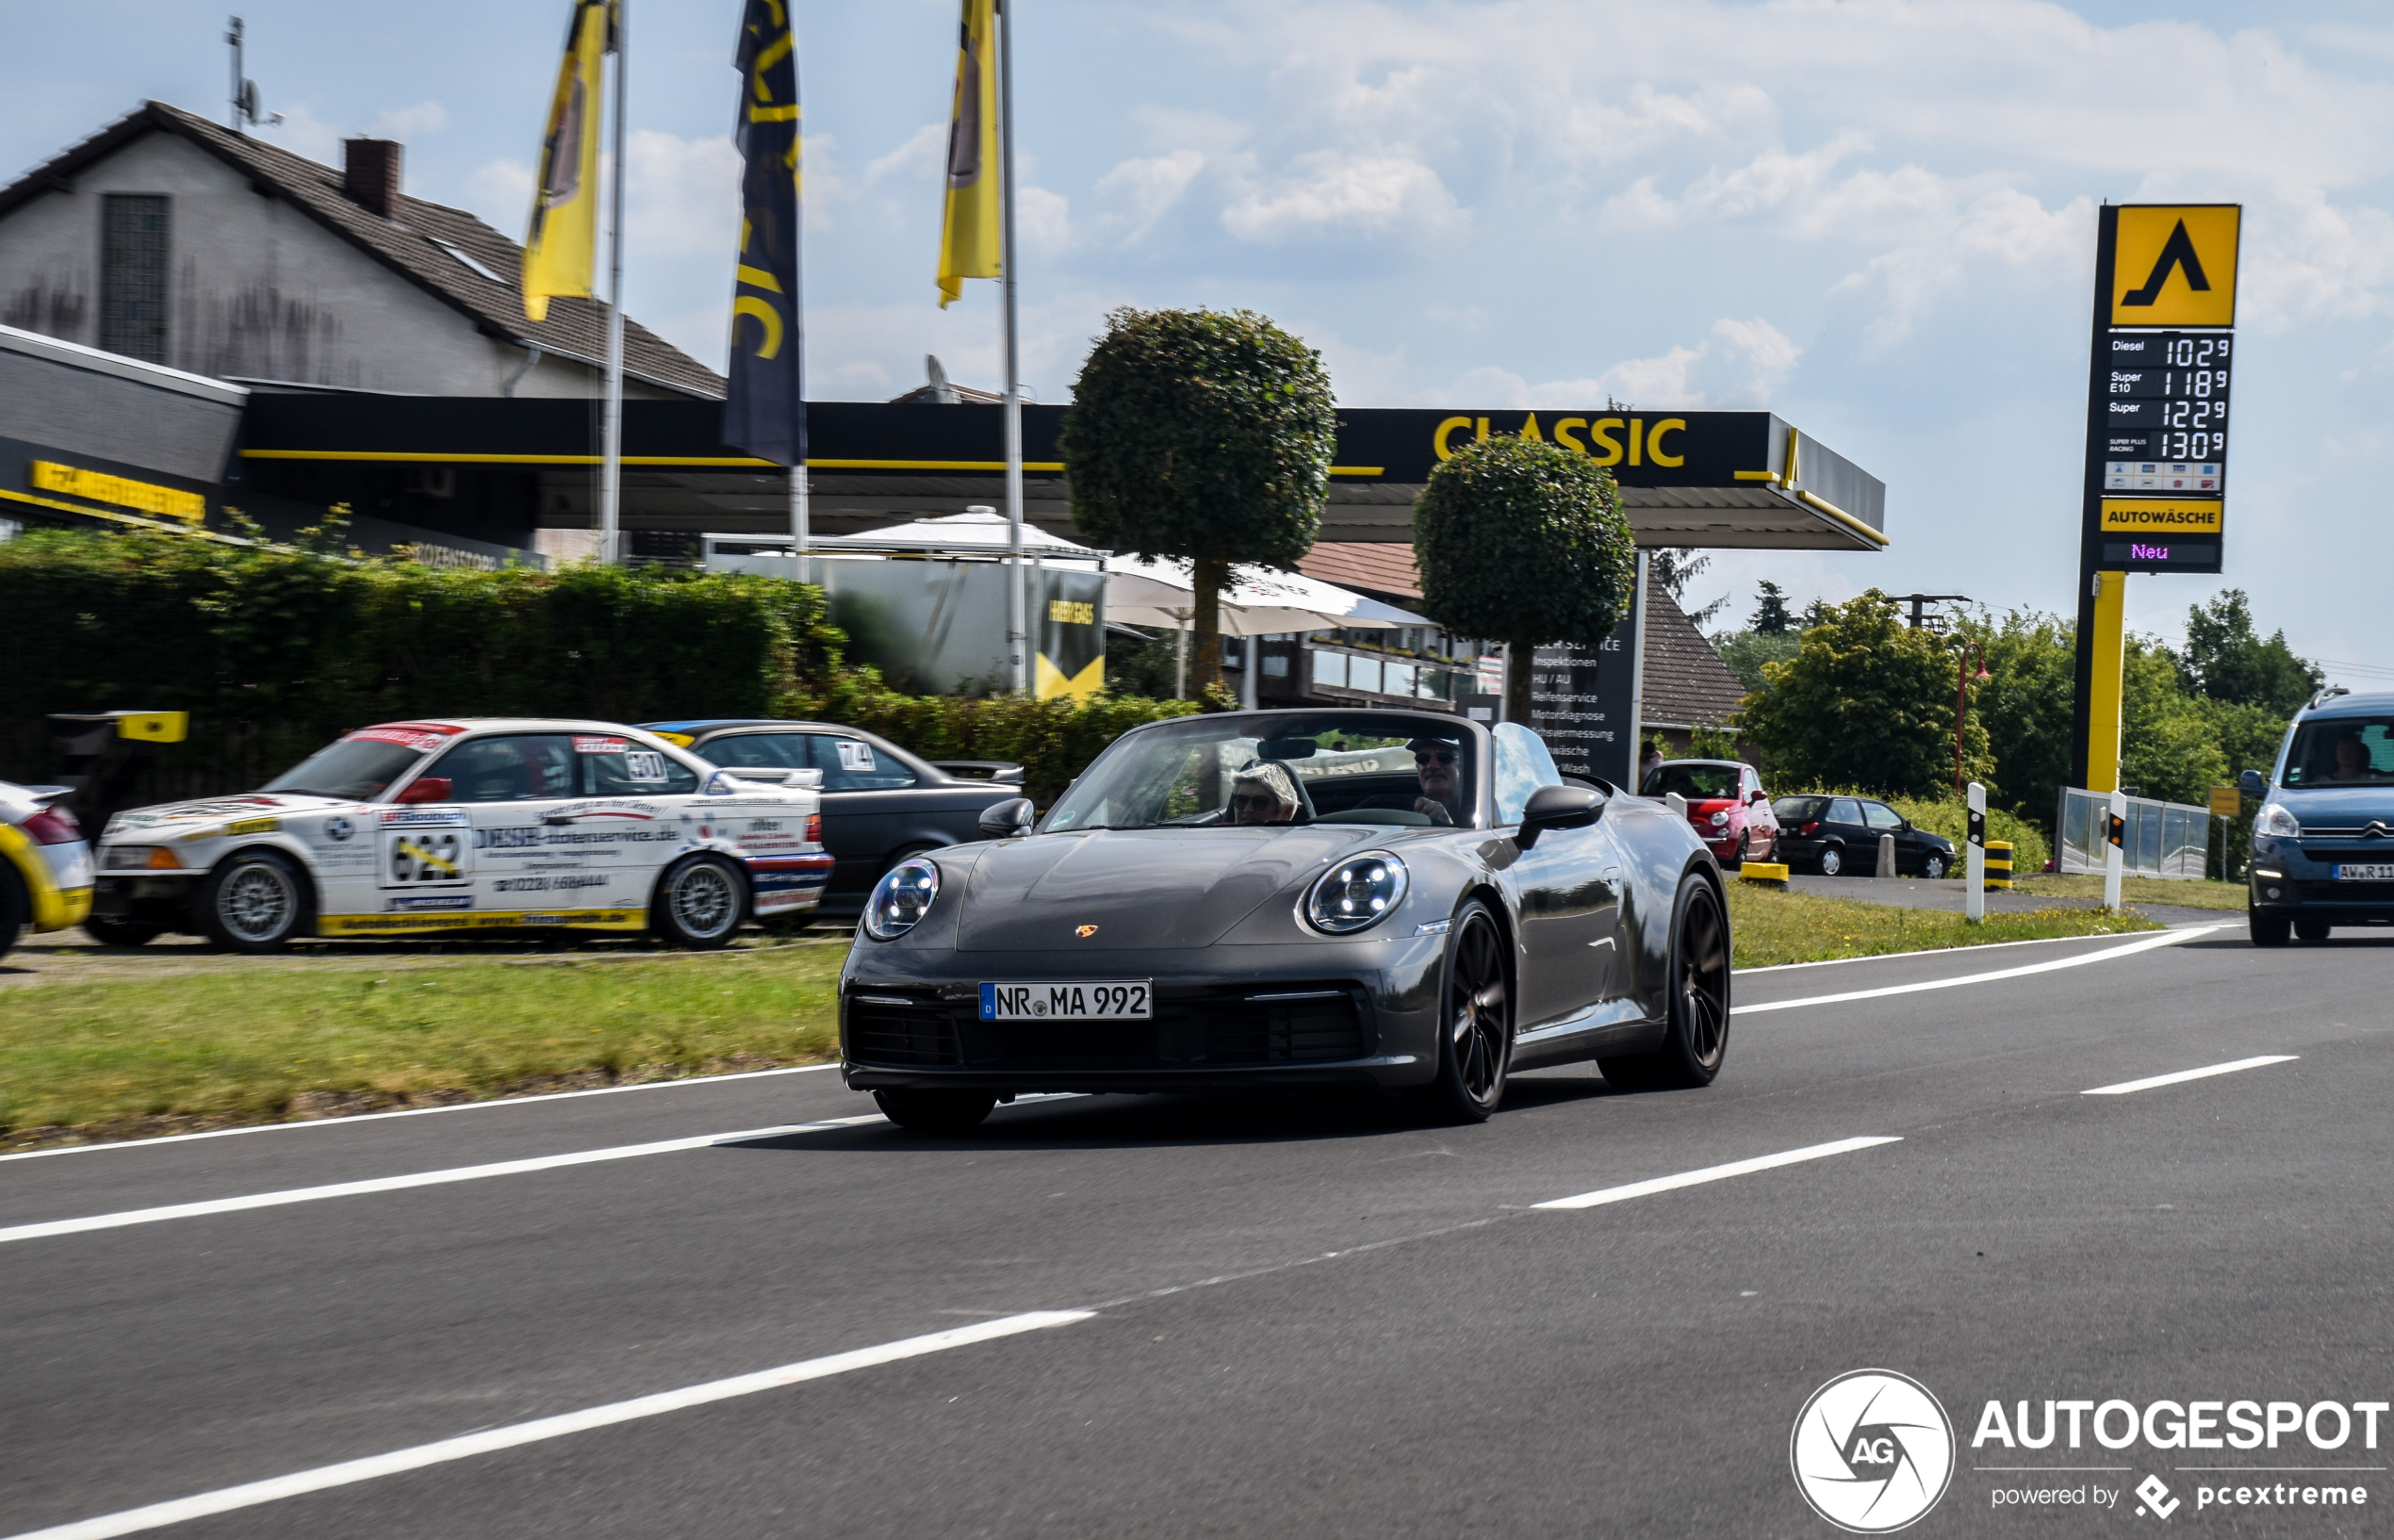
2057, 786, 2211, 879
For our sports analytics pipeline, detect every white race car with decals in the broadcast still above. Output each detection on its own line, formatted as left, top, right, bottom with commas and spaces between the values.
91, 718, 831, 951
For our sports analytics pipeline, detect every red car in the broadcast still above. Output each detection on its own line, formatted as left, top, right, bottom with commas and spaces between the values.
1638, 759, 1778, 866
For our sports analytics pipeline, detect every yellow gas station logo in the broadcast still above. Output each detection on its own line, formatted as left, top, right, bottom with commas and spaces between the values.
2109, 205, 2240, 327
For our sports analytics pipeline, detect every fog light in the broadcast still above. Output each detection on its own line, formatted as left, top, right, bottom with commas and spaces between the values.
2266, 887, 2282, 900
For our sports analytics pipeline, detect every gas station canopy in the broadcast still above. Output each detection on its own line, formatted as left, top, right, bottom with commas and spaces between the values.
236, 397, 1886, 554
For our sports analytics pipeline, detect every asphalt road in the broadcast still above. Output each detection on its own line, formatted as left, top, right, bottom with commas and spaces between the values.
4, 923, 2387, 1538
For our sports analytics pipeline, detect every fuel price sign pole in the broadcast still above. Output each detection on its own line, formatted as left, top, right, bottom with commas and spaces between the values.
2069, 204, 2242, 798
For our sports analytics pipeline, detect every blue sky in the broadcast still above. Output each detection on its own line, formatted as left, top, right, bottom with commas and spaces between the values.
6, 1, 2392, 678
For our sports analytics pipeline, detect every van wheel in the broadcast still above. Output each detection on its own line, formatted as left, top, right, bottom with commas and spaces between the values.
653, 854, 746, 949
202, 850, 310, 953
2249, 912, 2290, 947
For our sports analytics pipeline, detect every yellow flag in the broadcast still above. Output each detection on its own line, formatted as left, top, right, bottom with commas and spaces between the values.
936, 0, 1001, 307
523, 0, 612, 323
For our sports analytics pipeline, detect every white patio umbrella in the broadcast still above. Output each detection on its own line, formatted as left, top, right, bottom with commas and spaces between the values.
1104, 557, 1435, 704
834, 508, 1098, 554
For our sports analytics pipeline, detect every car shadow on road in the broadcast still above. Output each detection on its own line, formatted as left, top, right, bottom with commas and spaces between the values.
724, 1073, 1631, 1154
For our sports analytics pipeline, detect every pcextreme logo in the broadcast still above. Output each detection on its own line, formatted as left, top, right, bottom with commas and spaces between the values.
1792, 1369, 1958, 1532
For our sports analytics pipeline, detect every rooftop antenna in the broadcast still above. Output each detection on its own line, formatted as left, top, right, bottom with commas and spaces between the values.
225, 17, 283, 135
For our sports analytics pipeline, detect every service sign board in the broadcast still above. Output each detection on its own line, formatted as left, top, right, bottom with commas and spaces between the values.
1527, 586, 1643, 790
2082, 205, 2241, 577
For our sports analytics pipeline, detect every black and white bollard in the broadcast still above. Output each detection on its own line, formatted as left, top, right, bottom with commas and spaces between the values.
1965, 781, 1986, 923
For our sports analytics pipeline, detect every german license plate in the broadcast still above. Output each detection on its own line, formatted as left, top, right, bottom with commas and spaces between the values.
2333, 864, 2394, 881
979, 981, 1151, 1021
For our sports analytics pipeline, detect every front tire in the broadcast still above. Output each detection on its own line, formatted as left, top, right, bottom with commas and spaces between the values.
1817, 844, 1845, 877
652, 854, 746, 949
201, 850, 310, 952
1732, 830, 1750, 868
2295, 918, 2332, 942
874, 1089, 996, 1132
1600, 875, 1731, 1090
1414, 901, 1512, 1123
2249, 912, 2290, 947
1922, 852, 1947, 879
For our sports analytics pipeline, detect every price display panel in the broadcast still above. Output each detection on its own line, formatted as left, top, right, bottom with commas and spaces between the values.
2098, 331, 2232, 474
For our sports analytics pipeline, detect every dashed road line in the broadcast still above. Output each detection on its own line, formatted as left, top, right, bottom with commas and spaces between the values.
2082, 1055, 2298, 1096
3, 1312, 1096, 1540
1532, 1135, 1903, 1209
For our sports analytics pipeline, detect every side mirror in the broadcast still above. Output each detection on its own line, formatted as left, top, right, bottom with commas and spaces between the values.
394, 777, 451, 805
1516, 783, 1602, 849
2238, 768, 2267, 797
978, 796, 1035, 838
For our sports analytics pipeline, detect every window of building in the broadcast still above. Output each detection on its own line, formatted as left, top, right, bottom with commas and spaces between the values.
101, 194, 171, 362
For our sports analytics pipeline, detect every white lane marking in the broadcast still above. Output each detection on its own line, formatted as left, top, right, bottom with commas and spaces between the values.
0, 1116, 886, 1246
1735, 926, 2192, 975
1532, 1136, 1902, 1210
2082, 1055, 2297, 1096
1732, 925, 2222, 1016
4, 1311, 1094, 1540
0, 1064, 842, 1164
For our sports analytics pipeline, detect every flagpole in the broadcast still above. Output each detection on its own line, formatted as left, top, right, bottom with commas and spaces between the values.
598, 0, 629, 566
998, 0, 1025, 694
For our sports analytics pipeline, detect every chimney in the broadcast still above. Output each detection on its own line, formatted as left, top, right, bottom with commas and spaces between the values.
343, 138, 402, 219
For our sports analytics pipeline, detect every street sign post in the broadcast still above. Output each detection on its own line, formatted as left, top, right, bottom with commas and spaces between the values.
2071, 205, 2241, 797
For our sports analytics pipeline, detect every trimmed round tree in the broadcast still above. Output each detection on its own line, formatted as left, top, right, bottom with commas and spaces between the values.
1413, 435, 1638, 728
1059, 308, 1336, 696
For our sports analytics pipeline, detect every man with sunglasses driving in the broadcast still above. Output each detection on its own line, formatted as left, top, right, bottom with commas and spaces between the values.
1410, 736, 1464, 825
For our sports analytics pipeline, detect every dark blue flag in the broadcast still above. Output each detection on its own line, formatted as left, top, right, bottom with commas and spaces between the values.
725, 0, 801, 466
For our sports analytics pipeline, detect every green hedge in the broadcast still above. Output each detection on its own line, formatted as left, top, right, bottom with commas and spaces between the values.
0, 527, 1189, 808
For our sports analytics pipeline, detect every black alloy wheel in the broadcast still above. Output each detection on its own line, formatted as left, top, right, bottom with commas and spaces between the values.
1417, 901, 1512, 1123
653, 854, 746, 949
1817, 844, 1845, 877
874, 1088, 997, 1132
1601, 876, 1731, 1090
2294, 918, 2333, 942
201, 850, 310, 953
2249, 911, 2291, 946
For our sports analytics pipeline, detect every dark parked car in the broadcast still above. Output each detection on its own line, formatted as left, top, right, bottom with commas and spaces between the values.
839, 710, 1732, 1131
643, 719, 1024, 918
1771, 795, 1955, 877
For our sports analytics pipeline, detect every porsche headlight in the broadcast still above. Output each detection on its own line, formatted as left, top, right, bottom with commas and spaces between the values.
2255, 802, 2301, 839
862, 857, 940, 940
1304, 852, 1408, 935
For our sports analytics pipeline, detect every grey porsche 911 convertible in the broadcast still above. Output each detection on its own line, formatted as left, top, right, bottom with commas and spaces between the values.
838, 709, 1730, 1130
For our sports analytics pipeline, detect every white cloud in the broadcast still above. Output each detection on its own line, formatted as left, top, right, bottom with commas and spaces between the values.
1018, 185, 1073, 255
371, 100, 448, 142
1094, 149, 1206, 244
866, 123, 946, 186
626, 131, 742, 259
1221, 149, 1466, 241
1435, 318, 1797, 410
1830, 188, 2092, 347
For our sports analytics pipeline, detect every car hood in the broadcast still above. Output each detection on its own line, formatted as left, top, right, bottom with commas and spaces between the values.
954, 825, 1376, 951
102, 792, 358, 839
2271, 785, 2394, 830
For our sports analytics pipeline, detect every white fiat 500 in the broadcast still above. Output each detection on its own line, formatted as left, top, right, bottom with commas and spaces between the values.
90, 718, 831, 952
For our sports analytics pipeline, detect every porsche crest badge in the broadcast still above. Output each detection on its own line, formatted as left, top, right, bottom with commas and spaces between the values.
1075, 925, 1099, 938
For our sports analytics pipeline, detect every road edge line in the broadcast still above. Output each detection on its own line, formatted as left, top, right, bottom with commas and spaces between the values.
1533, 1136, 1903, 1210
1732, 925, 2224, 1016
2082, 1055, 2298, 1095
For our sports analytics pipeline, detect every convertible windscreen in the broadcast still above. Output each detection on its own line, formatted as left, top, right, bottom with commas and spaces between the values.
1043, 715, 1480, 831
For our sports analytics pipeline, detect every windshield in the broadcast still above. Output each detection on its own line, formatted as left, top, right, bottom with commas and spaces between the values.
1642, 763, 1742, 800
2283, 717, 2394, 787
261, 734, 433, 800
1044, 714, 1479, 831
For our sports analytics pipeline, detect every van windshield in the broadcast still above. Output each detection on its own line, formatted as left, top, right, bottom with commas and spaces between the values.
2283, 718, 2394, 786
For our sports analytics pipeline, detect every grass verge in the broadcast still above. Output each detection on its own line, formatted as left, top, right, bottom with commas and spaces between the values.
2007, 872, 2250, 912
0, 941, 846, 1151
1726, 881, 2160, 969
